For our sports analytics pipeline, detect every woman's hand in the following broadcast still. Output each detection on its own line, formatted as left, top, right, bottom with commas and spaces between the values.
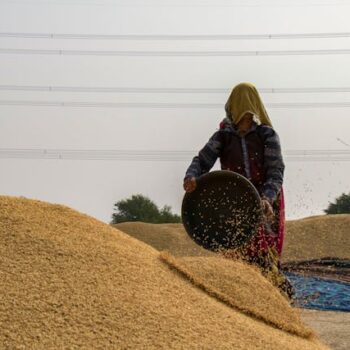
183, 177, 197, 193
261, 198, 274, 222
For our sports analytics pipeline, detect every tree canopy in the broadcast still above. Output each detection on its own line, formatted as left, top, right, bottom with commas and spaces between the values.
324, 192, 350, 214
111, 194, 181, 224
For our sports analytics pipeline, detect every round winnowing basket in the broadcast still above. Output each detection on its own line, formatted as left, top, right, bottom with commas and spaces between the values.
182, 170, 263, 251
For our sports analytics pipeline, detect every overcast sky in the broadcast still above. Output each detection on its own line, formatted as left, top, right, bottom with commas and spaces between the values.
1, 0, 350, 223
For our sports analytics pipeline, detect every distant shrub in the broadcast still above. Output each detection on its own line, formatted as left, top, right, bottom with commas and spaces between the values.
111, 194, 181, 224
324, 192, 350, 214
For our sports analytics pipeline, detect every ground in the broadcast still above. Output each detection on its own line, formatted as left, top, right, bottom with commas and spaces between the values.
301, 310, 350, 350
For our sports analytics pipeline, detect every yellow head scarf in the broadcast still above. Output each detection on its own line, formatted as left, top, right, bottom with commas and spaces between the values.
225, 82, 273, 127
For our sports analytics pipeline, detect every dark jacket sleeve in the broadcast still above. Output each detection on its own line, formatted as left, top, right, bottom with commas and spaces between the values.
260, 126, 285, 203
184, 131, 223, 179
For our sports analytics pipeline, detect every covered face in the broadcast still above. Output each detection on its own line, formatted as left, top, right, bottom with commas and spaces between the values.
225, 82, 272, 127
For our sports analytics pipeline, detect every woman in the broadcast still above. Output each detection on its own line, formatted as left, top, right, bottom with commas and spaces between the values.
183, 82, 292, 297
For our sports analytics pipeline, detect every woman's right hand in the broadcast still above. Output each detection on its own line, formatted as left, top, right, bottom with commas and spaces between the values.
261, 198, 274, 223
183, 177, 197, 193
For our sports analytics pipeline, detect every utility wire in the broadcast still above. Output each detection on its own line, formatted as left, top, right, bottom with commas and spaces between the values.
1, 31, 350, 40
1, 100, 350, 109
2, 148, 350, 155
1, 48, 350, 57
336, 138, 350, 147
2, 0, 350, 7
1, 85, 350, 94
1, 148, 350, 162
1, 148, 349, 154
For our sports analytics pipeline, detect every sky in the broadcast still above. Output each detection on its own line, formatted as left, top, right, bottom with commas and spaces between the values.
0, 0, 350, 223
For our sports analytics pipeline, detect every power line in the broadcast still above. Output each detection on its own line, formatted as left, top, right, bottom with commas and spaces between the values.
3, 0, 350, 7
336, 138, 350, 147
1, 85, 350, 94
1, 100, 350, 109
1, 31, 350, 40
6, 149, 350, 156
1, 148, 350, 162
1, 48, 350, 57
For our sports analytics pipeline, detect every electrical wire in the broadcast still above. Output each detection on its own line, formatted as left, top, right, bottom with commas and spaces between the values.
1, 100, 350, 109
1, 48, 350, 56
1, 85, 350, 94
1, 32, 350, 40
1, 148, 350, 162
2, 0, 350, 7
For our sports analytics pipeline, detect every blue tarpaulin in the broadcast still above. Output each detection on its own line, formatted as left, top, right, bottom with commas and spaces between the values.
286, 272, 350, 312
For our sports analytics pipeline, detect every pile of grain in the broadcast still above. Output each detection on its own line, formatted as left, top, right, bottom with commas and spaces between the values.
115, 215, 350, 262
115, 221, 213, 257
160, 253, 310, 336
0, 196, 328, 349
283, 215, 350, 261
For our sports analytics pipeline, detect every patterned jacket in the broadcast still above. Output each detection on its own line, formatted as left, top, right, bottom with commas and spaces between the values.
184, 118, 285, 203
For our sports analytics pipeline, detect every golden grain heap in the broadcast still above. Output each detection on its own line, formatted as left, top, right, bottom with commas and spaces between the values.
115, 221, 213, 257
283, 215, 350, 261
116, 215, 350, 262
0, 196, 329, 349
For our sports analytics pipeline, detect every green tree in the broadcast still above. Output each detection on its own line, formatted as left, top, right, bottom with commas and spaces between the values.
111, 194, 181, 224
324, 192, 350, 214
159, 205, 181, 223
